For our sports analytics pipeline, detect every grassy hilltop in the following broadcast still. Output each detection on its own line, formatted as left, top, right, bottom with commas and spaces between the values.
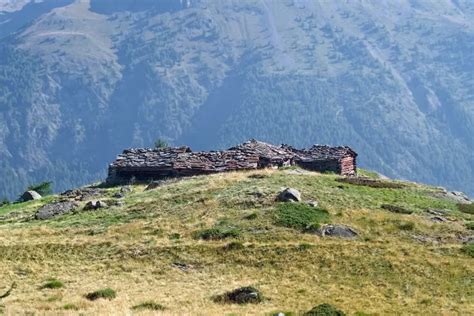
0, 168, 473, 315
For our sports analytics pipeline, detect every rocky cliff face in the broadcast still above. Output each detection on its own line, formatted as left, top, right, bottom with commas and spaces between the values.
0, 0, 473, 198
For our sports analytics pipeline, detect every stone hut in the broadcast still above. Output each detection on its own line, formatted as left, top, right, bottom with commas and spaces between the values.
106, 139, 357, 185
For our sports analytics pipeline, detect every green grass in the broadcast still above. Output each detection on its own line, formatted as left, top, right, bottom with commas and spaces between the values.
0, 169, 472, 315
466, 222, 474, 230
132, 301, 166, 311
461, 244, 474, 257
40, 279, 64, 289
193, 227, 241, 240
275, 203, 329, 231
85, 288, 116, 301
458, 204, 474, 215
63, 303, 79, 310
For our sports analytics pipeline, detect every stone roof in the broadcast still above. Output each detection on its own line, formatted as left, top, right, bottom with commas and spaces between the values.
287, 145, 357, 161
110, 140, 356, 170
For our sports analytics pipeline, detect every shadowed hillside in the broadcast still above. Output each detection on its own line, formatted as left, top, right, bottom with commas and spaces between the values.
0, 0, 473, 199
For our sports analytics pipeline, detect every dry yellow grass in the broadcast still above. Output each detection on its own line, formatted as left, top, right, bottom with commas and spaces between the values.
0, 169, 473, 315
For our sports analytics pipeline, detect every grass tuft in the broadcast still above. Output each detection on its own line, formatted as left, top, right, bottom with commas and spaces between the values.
132, 301, 166, 311
394, 221, 415, 231
243, 212, 258, 220
193, 227, 240, 240
85, 288, 116, 301
63, 303, 79, 310
303, 303, 346, 315
275, 203, 329, 231
213, 286, 263, 304
40, 279, 64, 290
222, 241, 245, 251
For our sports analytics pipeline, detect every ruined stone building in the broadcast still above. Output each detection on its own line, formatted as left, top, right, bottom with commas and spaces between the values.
106, 139, 357, 184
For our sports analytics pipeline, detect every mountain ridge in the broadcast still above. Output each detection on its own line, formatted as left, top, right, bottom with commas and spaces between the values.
0, 0, 473, 199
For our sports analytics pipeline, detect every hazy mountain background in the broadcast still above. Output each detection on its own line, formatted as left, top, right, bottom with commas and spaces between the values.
0, 0, 473, 199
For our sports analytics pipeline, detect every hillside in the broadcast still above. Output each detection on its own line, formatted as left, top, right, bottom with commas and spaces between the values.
0, 168, 473, 315
0, 0, 474, 199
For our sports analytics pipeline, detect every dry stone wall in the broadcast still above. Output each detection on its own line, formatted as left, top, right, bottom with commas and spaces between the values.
106, 140, 357, 185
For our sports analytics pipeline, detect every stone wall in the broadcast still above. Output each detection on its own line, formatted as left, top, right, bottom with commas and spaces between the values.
106, 140, 357, 185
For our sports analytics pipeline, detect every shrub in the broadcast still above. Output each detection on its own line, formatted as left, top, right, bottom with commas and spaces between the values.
194, 227, 240, 240
85, 288, 116, 301
132, 301, 165, 311
458, 203, 474, 215
154, 138, 169, 149
303, 303, 346, 316
461, 244, 474, 258
212, 286, 263, 304
466, 222, 474, 230
40, 279, 64, 289
275, 203, 329, 231
27, 181, 53, 196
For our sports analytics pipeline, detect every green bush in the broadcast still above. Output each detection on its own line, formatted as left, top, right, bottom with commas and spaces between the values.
466, 222, 474, 230
303, 303, 346, 316
154, 138, 169, 149
40, 279, 64, 289
275, 203, 329, 231
461, 244, 474, 258
132, 301, 165, 311
85, 288, 116, 301
193, 227, 240, 240
27, 181, 53, 196
458, 203, 474, 215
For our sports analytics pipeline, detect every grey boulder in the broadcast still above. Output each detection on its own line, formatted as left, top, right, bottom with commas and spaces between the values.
276, 188, 301, 202
317, 224, 358, 239
84, 200, 108, 211
21, 191, 42, 202
35, 201, 78, 220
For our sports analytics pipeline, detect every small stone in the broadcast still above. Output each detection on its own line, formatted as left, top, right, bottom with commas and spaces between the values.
120, 186, 132, 193
20, 191, 42, 202
113, 192, 125, 199
276, 188, 301, 202
430, 216, 447, 222
307, 200, 319, 208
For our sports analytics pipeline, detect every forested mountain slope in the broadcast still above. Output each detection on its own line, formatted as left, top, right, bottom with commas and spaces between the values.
0, 0, 473, 199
